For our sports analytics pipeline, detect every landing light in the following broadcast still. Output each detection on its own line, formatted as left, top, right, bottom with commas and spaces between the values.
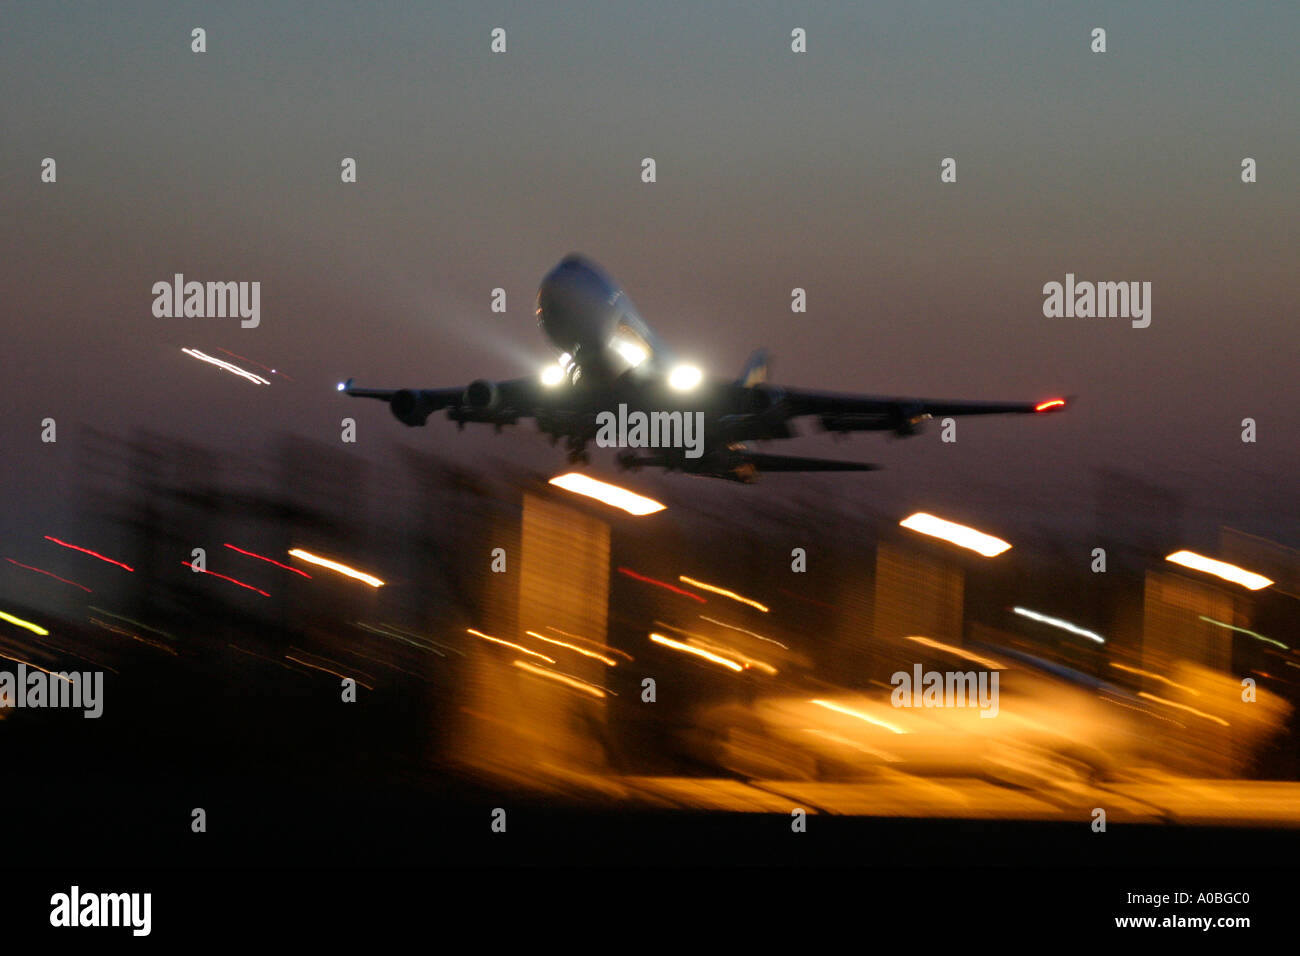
615, 341, 649, 368
540, 364, 565, 387
668, 364, 703, 391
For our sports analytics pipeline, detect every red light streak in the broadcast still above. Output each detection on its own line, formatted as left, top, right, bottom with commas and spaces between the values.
5, 558, 92, 592
182, 561, 270, 597
617, 567, 707, 603
224, 543, 312, 578
1035, 398, 1066, 412
43, 536, 134, 571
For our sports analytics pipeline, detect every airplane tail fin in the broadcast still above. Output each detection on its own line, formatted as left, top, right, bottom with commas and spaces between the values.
736, 348, 770, 387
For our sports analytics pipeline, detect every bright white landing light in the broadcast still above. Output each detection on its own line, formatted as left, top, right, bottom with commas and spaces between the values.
668, 364, 703, 391
540, 364, 565, 386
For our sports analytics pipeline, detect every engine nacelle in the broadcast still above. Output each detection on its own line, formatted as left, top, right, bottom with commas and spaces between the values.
389, 389, 438, 427
463, 379, 500, 410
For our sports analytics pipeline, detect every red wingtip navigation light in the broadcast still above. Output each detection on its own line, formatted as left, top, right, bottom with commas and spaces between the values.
1035, 398, 1067, 412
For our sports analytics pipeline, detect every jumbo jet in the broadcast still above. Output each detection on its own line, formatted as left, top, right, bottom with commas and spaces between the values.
340, 255, 1068, 482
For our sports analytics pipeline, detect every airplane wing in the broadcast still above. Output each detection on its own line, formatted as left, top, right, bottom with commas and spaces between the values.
339, 376, 544, 427
781, 388, 1069, 435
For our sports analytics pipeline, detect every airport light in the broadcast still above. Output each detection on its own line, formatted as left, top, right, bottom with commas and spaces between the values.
810, 699, 906, 735
182, 347, 270, 386
1013, 606, 1105, 644
512, 660, 608, 698
1165, 550, 1272, 591
678, 575, 769, 612
44, 535, 134, 571
0, 609, 49, 637
288, 549, 385, 587
649, 633, 743, 672
899, 512, 1011, 557
1198, 616, 1287, 649
548, 473, 665, 516
668, 364, 703, 391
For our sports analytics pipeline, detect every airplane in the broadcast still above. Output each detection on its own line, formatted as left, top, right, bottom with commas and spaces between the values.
340, 254, 1069, 483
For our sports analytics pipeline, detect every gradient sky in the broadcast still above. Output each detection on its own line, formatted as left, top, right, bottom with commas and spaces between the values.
2, 1, 1298, 552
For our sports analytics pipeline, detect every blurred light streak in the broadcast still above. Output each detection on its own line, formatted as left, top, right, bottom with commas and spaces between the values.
899, 513, 1011, 557
225, 543, 312, 578
810, 699, 906, 734
1198, 615, 1288, 649
284, 653, 374, 690
654, 622, 777, 674
1034, 398, 1067, 412
524, 630, 617, 666
181, 561, 270, 597
88, 607, 173, 640
43, 536, 134, 571
905, 635, 1005, 669
0, 610, 49, 636
89, 618, 176, 656
649, 633, 742, 672
1109, 662, 1199, 694
215, 346, 293, 381
1100, 693, 1187, 728
1013, 606, 1105, 644
678, 575, 769, 612
548, 473, 665, 515
288, 549, 384, 587
700, 615, 788, 648
512, 660, 609, 698
181, 347, 271, 385
0, 652, 70, 681
545, 625, 633, 661
618, 567, 706, 602
1165, 550, 1272, 591
466, 628, 555, 663
355, 622, 448, 657
5, 558, 92, 592
687, 638, 776, 674
1137, 692, 1230, 726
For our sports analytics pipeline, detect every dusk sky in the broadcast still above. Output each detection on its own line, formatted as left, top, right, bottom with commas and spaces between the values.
3, 1, 1297, 550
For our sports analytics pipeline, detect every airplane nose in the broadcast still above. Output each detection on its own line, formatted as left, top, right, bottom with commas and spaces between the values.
537, 255, 618, 350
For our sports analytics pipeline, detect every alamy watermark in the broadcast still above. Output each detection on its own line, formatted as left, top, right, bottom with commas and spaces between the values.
1042, 273, 1150, 328
152, 273, 260, 328
0, 665, 103, 718
891, 664, 999, 717
50, 886, 150, 936
594, 404, 705, 459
